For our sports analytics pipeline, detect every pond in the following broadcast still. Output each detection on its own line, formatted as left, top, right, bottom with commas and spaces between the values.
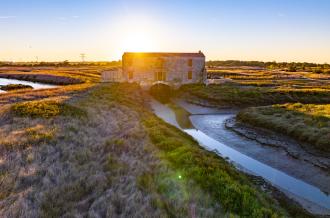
0, 78, 56, 93
150, 99, 330, 215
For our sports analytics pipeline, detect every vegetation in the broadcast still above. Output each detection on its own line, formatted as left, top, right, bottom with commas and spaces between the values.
0, 60, 122, 67
0, 66, 320, 217
207, 60, 330, 73
12, 99, 86, 118
143, 116, 282, 217
149, 83, 173, 103
237, 103, 330, 154
0, 73, 82, 85
180, 84, 330, 107
103, 83, 285, 217
0, 84, 33, 91
0, 66, 101, 106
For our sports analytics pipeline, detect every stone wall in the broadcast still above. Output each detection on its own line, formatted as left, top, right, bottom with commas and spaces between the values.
122, 55, 205, 85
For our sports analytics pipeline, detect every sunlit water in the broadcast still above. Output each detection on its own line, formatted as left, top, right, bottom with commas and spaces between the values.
150, 99, 330, 214
0, 78, 56, 92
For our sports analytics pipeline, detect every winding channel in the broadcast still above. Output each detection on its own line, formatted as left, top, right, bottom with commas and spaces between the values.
150, 99, 330, 215
0, 78, 56, 93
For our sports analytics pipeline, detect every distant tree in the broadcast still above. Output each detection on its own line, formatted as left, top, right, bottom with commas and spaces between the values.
288, 65, 297, 72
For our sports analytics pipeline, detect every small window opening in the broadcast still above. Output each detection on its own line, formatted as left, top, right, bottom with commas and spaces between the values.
128, 71, 133, 79
188, 59, 193, 67
188, 71, 192, 80
155, 72, 166, 81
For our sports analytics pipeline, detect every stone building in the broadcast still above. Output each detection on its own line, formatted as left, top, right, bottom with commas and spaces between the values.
121, 52, 206, 86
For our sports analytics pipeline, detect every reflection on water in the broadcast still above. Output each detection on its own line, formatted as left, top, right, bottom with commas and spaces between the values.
150, 99, 330, 213
0, 78, 56, 92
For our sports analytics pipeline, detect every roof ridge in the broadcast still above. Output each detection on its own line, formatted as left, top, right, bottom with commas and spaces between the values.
123, 52, 205, 57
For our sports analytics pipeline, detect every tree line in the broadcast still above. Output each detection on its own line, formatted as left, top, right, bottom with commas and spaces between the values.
207, 60, 330, 73
0, 60, 122, 67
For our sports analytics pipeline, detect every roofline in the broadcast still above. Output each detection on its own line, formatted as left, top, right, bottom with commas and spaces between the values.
122, 52, 205, 58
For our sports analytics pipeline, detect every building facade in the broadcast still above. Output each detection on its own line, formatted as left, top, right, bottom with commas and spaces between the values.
122, 52, 206, 86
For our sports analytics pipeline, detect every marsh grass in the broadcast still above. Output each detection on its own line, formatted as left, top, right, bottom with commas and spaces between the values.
142, 116, 282, 217
12, 99, 86, 119
0, 84, 33, 91
0, 81, 287, 217
100, 83, 283, 217
180, 84, 330, 107
237, 103, 330, 153
0, 123, 55, 150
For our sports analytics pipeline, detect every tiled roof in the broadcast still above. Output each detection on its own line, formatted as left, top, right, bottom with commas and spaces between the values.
123, 52, 205, 58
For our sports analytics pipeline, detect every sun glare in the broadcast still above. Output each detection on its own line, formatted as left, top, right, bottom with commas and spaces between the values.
121, 31, 155, 52
113, 15, 159, 55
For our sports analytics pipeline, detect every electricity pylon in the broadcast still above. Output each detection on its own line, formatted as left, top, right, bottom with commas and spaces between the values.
80, 53, 86, 62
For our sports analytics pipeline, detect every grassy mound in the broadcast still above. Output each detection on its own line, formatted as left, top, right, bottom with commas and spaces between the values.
0, 84, 33, 91
12, 100, 86, 119
237, 103, 330, 153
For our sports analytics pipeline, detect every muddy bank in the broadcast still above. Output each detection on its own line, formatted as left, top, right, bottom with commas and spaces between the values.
171, 99, 330, 215
225, 118, 330, 172
0, 73, 82, 85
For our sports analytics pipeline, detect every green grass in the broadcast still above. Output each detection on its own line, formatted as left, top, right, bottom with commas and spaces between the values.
102, 83, 284, 217
237, 103, 330, 153
142, 116, 282, 217
180, 84, 330, 107
12, 99, 86, 119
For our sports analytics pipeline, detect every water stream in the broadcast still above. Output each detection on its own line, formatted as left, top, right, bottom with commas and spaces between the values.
0, 78, 56, 92
150, 99, 330, 215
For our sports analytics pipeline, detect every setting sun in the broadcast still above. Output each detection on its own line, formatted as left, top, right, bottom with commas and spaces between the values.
114, 15, 159, 54
1, 1, 330, 217
121, 30, 156, 52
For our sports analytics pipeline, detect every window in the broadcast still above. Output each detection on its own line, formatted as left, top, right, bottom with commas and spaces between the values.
155, 72, 166, 81
128, 71, 133, 79
188, 59, 193, 67
188, 71, 192, 80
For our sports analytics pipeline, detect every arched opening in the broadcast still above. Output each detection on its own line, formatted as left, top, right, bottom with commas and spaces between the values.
149, 83, 173, 103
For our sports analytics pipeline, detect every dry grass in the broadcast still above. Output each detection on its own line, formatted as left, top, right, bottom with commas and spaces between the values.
0, 83, 228, 217
207, 69, 330, 90
0, 67, 294, 217
0, 66, 99, 106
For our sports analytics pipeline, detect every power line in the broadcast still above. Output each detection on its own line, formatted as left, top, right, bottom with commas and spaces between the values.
80, 53, 86, 62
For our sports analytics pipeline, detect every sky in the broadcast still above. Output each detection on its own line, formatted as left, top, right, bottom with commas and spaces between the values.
1, 0, 330, 63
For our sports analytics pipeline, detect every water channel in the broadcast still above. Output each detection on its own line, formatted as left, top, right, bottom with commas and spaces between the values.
150, 99, 330, 215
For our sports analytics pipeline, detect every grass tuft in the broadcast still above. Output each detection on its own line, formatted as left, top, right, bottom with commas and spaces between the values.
12, 100, 86, 119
